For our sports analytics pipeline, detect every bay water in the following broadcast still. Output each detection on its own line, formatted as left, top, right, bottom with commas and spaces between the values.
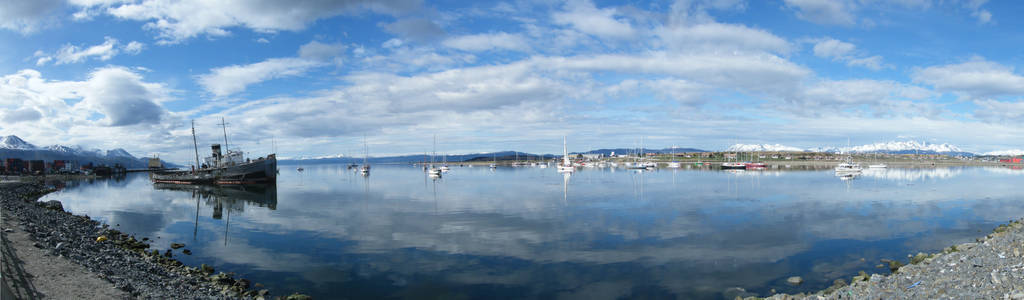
41, 164, 1024, 299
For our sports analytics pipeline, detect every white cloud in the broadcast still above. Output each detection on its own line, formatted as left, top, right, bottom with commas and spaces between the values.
812, 38, 885, 70
381, 18, 446, 42
198, 41, 345, 96
960, 0, 993, 24
0, 0, 62, 34
657, 22, 793, 55
973, 99, 1024, 123
201, 60, 572, 145
2, 107, 43, 123
256, 38, 270, 44
846, 55, 884, 70
973, 9, 991, 24
442, 32, 531, 52
76, 67, 169, 126
297, 41, 346, 61
553, 0, 636, 40
198, 58, 321, 97
73, 0, 422, 44
34, 37, 146, 65
548, 52, 811, 97
36, 37, 117, 65
123, 41, 144, 54
0, 67, 177, 156
812, 38, 854, 58
783, 0, 856, 26
911, 58, 1024, 98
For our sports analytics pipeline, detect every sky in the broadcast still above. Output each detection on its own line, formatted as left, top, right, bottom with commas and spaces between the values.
1, 0, 1022, 163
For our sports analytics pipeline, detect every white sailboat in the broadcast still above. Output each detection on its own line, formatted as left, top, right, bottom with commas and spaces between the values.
558, 136, 575, 173
835, 159, 863, 174
835, 139, 862, 174
489, 152, 497, 169
668, 146, 681, 168
428, 136, 441, 177
868, 151, 887, 168
359, 136, 370, 176
440, 152, 450, 172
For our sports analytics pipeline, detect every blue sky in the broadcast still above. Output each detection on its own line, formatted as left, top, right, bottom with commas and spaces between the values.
1, 0, 1022, 163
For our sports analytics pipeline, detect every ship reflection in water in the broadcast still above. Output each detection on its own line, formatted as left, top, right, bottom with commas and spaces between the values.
153, 183, 277, 245
153, 183, 278, 211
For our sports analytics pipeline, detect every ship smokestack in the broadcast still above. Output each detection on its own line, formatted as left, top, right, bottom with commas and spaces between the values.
211, 144, 222, 158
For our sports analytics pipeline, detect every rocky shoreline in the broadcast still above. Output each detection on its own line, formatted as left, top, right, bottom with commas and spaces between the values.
748, 218, 1024, 300
0, 182, 311, 300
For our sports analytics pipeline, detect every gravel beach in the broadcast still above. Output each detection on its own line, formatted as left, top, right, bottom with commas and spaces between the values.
0, 182, 306, 299
756, 218, 1024, 300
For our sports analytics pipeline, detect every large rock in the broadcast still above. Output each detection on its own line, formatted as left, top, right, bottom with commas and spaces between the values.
786, 276, 803, 285
285, 293, 313, 300
43, 200, 63, 211
723, 287, 756, 299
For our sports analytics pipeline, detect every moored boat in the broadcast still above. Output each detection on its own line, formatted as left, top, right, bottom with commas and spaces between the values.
152, 119, 276, 185
557, 136, 574, 173
720, 162, 746, 169
835, 156, 863, 174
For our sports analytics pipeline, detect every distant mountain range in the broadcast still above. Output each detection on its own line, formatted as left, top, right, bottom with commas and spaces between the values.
279, 147, 711, 164
281, 151, 563, 165
281, 140, 1024, 164
0, 135, 176, 168
982, 149, 1024, 156
728, 140, 980, 157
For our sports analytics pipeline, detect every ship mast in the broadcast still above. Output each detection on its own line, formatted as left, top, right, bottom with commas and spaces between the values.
191, 120, 200, 173
218, 117, 229, 153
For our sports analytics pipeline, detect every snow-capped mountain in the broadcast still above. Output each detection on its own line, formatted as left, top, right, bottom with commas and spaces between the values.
44, 144, 103, 156
0, 135, 175, 168
727, 144, 804, 152
282, 153, 346, 160
725, 140, 973, 156
983, 149, 1024, 156
1, 135, 38, 150
808, 146, 841, 153
106, 148, 134, 158
842, 141, 963, 154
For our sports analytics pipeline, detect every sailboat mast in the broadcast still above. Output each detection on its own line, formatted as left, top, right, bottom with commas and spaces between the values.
191, 120, 200, 171
363, 135, 368, 165
563, 136, 569, 165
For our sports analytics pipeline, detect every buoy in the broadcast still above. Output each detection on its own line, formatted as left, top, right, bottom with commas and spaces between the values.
96, 235, 108, 242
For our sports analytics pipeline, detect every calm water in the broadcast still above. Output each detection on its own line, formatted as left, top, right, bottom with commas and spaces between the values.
42, 164, 1024, 299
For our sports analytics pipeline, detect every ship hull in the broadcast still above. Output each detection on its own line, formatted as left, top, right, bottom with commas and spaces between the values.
215, 156, 277, 184
151, 171, 217, 184
152, 156, 276, 185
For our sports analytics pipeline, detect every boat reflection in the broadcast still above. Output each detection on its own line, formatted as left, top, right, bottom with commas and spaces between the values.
154, 183, 277, 244
154, 183, 278, 210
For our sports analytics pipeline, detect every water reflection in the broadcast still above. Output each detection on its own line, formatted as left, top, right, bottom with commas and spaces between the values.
859, 167, 963, 181
44, 166, 1024, 299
